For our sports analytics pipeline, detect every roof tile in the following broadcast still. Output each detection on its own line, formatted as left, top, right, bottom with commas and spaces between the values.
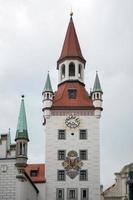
52, 82, 94, 109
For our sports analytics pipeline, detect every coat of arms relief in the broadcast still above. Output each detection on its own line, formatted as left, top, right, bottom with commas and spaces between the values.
62, 150, 83, 179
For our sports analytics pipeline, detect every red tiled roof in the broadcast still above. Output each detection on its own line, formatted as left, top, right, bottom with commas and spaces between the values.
52, 82, 94, 109
57, 17, 86, 67
25, 164, 45, 183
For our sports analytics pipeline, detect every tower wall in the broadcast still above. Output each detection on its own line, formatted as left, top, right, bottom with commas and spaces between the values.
44, 110, 100, 200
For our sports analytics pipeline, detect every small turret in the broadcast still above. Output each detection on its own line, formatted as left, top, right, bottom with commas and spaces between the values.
42, 72, 54, 119
57, 14, 86, 85
15, 95, 29, 172
92, 72, 103, 117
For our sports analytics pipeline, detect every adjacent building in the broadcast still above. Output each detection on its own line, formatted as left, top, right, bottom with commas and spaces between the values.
101, 163, 133, 200
0, 96, 45, 200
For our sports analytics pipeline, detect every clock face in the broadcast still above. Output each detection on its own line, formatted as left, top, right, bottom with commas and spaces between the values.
65, 114, 80, 128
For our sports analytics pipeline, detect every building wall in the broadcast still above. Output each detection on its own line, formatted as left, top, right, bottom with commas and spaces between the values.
0, 134, 41, 200
0, 159, 17, 200
16, 177, 38, 200
36, 183, 46, 200
8, 149, 16, 158
0, 139, 7, 158
45, 111, 100, 200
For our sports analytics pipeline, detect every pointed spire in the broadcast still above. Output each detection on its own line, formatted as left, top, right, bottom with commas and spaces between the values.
15, 95, 29, 141
43, 72, 53, 93
7, 128, 11, 151
57, 14, 86, 67
93, 72, 102, 92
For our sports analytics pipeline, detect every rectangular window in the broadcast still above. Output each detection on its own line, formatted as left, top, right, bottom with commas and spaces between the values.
81, 188, 89, 200
56, 188, 64, 200
58, 170, 65, 181
68, 89, 77, 99
67, 188, 77, 200
58, 150, 66, 160
58, 130, 66, 140
79, 150, 88, 160
80, 170, 88, 181
80, 130, 87, 139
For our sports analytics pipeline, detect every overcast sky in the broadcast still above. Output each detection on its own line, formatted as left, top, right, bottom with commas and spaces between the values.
0, 0, 133, 188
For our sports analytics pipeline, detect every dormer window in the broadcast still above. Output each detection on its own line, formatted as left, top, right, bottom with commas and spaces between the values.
30, 170, 38, 177
69, 62, 75, 76
68, 89, 77, 99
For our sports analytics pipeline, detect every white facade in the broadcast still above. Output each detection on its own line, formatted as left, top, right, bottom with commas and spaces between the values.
36, 183, 46, 200
16, 175, 39, 200
44, 110, 101, 200
0, 159, 17, 199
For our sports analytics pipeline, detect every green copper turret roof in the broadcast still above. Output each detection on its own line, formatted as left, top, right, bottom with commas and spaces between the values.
43, 72, 53, 93
15, 96, 29, 141
93, 72, 102, 92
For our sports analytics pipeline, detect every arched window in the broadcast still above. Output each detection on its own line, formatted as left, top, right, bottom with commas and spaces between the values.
69, 63, 75, 76
97, 93, 99, 99
20, 142, 22, 155
61, 64, 65, 79
47, 93, 49, 99
23, 143, 26, 155
16, 143, 19, 156
78, 64, 82, 78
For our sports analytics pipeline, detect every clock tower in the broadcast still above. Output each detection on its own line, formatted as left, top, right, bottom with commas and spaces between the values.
42, 14, 103, 200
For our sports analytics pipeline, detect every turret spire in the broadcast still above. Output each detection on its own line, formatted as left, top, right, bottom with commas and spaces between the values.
42, 72, 54, 119
43, 72, 53, 92
93, 72, 102, 92
43, 72, 53, 93
57, 15, 86, 67
15, 95, 29, 141
92, 72, 103, 118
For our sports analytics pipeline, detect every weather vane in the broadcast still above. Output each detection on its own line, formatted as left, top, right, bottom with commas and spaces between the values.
70, 8, 73, 17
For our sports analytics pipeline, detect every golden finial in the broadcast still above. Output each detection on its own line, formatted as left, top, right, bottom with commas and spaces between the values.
70, 8, 73, 17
